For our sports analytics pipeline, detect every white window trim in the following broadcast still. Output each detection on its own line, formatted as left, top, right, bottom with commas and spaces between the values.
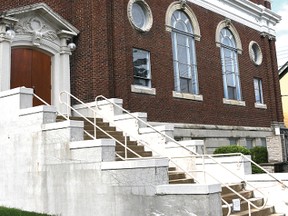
255, 103, 267, 109
127, 0, 153, 32
173, 91, 203, 101
223, 98, 246, 106
131, 84, 156, 95
215, 19, 242, 54
249, 41, 263, 66
165, 2, 201, 41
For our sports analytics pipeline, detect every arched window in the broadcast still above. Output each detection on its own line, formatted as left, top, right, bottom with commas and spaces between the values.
171, 10, 198, 94
220, 28, 242, 100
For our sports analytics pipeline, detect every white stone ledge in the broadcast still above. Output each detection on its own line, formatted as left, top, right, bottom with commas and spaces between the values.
70, 139, 115, 149
255, 103, 267, 109
173, 91, 203, 101
42, 120, 84, 131
139, 124, 174, 133
131, 85, 156, 95
0, 86, 33, 98
223, 98, 246, 106
148, 121, 272, 132
114, 112, 147, 121
156, 183, 221, 195
101, 158, 169, 170
19, 105, 56, 116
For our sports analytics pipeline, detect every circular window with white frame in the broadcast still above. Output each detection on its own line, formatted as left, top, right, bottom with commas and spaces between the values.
127, 0, 153, 32
249, 41, 263, 66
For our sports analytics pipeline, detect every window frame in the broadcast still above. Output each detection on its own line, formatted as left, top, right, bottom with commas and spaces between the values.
132, 48, 152, 88
171, 10, 199, 95
253, 77, 267, 109
220, 28, 242, 101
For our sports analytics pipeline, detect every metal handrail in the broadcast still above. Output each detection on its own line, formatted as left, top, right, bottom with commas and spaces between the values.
94, 94, 288, 215
170, 154, 271, 214
59, 91, 144, 159
32, 91, 286, 216
95, 95, 199, 156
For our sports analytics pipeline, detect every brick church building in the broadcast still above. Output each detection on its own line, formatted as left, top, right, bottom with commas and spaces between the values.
0, 0, 286, 159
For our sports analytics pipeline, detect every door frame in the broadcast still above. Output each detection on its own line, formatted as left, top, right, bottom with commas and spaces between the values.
0, 3, 79, 115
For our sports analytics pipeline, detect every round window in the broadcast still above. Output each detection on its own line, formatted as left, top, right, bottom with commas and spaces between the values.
128, 0, 153, 32
249, 41, 263, 66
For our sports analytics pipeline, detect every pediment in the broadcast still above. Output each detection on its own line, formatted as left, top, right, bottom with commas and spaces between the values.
2, 3, 79, 42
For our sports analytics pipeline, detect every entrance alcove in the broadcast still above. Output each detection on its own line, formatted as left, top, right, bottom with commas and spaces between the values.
0, 3, 79, 114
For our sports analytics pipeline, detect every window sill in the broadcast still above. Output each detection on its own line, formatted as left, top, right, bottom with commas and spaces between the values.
223, 98, 246, 106
173, 91, 203, 101
131, 85, 156, 95
255, 103, 267, 109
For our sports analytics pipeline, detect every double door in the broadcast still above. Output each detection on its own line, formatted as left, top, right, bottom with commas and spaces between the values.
11, 48, 51, 106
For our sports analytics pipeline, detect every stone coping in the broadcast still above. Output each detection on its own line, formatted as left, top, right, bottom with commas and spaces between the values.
114, 112, 147, 121
19, 105, 56, 116
156, 183, 221, 195
101, 158, 169, 170
0, 86, 33, 98
70, 139, 115, 149
73, 98, 123, 110
42, 119, 83, 131
148, 121, 272, 132
139, 124, 174, 133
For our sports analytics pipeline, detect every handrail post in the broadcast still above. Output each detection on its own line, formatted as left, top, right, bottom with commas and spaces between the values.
66, 93, 70, 119
94, 111, 96, 138
125, 133, 128, 159
202, 155, 206, 183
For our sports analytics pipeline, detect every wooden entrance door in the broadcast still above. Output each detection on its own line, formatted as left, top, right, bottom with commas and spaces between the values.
11, 48, 51, 106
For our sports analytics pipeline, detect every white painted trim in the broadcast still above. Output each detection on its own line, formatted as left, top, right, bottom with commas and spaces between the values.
215, 19, 243, 54
127, 0, 153, 32
165, 2, 201, 41
188, 0, 280, 36
249, 41, 263, 66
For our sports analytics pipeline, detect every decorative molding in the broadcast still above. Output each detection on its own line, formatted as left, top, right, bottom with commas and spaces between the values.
15, 16, 58, 46
215, 19, 243, 54
260, 32, 276, 41
249, 41, 263, 66
165, 1, 201, 41
127, 0, 153, 32
180, 0, 187, 9
224, 18, 232, 28
187, 0, 280, 36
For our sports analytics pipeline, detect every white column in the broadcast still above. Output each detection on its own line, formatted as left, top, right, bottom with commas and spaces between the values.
55, 34, 73, 115
0, 24, 12, 91
0, 17, 18, 92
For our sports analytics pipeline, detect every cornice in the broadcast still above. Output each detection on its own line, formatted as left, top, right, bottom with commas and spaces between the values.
188, 0, 281, 36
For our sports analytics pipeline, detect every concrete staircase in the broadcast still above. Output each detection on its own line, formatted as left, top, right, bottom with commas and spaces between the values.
221, 182, 284, 216
58, 116, 194, 184
59, 116, 285, 215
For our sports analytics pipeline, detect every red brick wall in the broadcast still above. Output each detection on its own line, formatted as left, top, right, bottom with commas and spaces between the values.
109, 0, 283, 127
0, 0, 282, 127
